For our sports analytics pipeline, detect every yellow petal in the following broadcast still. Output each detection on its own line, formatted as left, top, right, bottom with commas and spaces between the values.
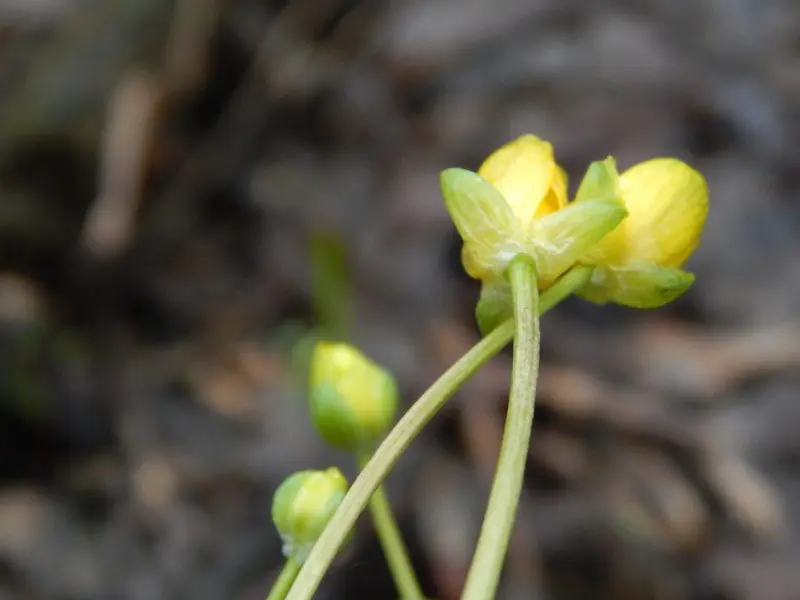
536, 165, 568, 219
617, 158, 709, 267
477, 135, 558, 228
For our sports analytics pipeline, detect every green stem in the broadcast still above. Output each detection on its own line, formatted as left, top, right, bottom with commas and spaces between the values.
461, 255, 540, 600
538, 265, 593, 314
359, 453, 425, 600
285, 266, 593, 600
266, 556, 301, 600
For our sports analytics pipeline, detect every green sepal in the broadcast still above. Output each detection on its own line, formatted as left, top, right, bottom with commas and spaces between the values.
577, 262, 696, 308
574, 157, 621, 203
529, 198, 627, 284
475, 277, 513, 337
440, 168, 521, 278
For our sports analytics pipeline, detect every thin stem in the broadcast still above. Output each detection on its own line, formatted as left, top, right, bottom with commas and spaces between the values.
266, 556, 301, 600
359, 453, 425, 600
538, 265, 593, 314
461, 255, 540, 600
285, 267, 590, 600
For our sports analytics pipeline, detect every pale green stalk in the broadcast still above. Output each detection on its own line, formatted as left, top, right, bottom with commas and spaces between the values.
359, 453, 425, 600
461, 255, 540, 599
266, 556, 301, 600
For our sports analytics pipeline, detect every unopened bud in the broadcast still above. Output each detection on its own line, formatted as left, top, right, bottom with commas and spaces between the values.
309, 341, 398, 452
271, 467, 348, 563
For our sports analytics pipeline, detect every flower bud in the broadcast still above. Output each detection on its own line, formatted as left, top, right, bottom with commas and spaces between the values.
309, 341, 398, 452
271, 467, 348, 562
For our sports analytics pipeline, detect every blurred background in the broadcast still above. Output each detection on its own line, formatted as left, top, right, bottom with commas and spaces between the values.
0, 0, 799, 599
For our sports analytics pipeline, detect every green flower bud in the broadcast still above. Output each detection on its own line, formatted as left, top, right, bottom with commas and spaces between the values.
309, 341, 398, 452
271, 467, 348, 563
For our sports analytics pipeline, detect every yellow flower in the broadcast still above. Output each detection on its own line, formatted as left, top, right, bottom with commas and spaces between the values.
577, 157, 709, 308
309, 341, 398, 452
441, 134, 628, 334
442, 135, 627, 287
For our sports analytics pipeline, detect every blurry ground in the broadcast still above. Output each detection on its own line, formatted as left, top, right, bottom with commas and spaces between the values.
0, 0, 799, 599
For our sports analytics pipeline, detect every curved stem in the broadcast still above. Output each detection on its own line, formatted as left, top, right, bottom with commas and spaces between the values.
266, 556, 301, 600
461, 255, 540, 600
359, 453, 425, 599
285, 267, 591, 600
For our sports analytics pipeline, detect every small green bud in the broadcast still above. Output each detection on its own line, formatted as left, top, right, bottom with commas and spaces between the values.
309, 342, 398, 452
271, 467, 348, 563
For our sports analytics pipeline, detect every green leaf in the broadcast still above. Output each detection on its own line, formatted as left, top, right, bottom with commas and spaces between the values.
440, 168, 520, 278
475, 277, 513, 336
529, 198, 627, 283
574, 157, 621, 203
577, 262, 695, 308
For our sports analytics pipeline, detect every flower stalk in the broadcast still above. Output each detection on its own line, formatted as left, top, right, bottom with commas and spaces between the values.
462, 255, 540, 599
359, 453, 425, 600
266, 557, 301, 600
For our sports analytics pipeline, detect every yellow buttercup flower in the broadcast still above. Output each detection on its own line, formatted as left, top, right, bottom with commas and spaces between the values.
441, 134, 627, 334
445, 134, 625, 287
577, 157, 709, 308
